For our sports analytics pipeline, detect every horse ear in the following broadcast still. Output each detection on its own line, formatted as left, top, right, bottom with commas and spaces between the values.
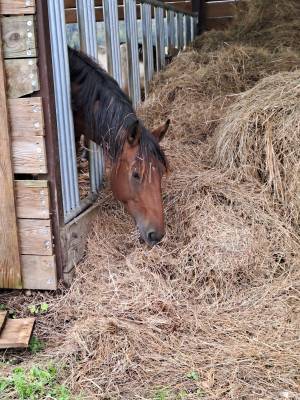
152, 119, 170, 142
127, 120, 141, 146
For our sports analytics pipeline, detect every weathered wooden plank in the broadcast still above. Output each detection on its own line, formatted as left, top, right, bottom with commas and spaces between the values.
18, 219, 53, 255
0, 311, 7, 334
15, 180, 50, 219
0, 318, 35, 349
8, 98, 44, 137
206, 1, 237, 18
4, 58, 39, 98
0, 0, 36, 15
12, 136, 47, 174
1, 16, 36, 59
0, 29, 22, 289
21, 255, 57, 290
61, 203, 99, 286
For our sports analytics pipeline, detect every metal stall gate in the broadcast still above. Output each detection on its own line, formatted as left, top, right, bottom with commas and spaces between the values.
43, 0, 197, 284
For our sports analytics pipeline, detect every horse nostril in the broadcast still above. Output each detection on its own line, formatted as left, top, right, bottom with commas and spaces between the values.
147, 231, 163, 245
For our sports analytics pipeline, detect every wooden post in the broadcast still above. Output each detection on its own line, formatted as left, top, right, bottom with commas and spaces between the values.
0, 30, 22, 289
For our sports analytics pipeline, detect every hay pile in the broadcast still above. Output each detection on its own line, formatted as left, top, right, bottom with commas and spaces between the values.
194, 0, 300, 53
212, 71, 300, 225
2, 1, 300, 399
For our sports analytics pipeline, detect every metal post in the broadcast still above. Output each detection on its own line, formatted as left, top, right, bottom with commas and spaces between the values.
177, 12, 184, 50
77, 0, 104, 194
167, 10, 175, 51
141, 2, 154, 96
125, 0, 141, 107
155, 6, 164, 71
103, 0, 122, 86
48, 0, 80, 219
185, 14, 191, 46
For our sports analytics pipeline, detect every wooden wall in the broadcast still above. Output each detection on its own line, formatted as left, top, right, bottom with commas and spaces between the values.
0, 0, 57, 290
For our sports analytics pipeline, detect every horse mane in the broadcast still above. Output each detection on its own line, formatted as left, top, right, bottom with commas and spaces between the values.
68, 46, 168, 171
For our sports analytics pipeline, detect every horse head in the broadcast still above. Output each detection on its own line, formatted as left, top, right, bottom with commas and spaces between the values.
110, 119, 170, 246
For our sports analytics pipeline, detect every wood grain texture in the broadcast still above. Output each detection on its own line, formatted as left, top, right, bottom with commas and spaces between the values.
12, 136, 47, 174
1, 15, 36, 58
18, 219, 53, 255
21, 255, 57, 290
8, 98, 44, 137
0, 318, 35, 349
4, 58, 39, 98
0, 311, 7, 334
15, 180, 50, 219
0, 30, 22, 289
0, 0, 35, 15
61, 203, 99, 286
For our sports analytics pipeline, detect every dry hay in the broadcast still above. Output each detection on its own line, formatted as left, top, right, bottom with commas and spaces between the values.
194, 0, 300, 53
212, 70, 300, 226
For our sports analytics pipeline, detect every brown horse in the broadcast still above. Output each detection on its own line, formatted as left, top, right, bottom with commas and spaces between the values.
68, 47, 170, 246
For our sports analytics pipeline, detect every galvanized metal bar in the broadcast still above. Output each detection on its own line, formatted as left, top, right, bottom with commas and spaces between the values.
159, 7, 165, 68
192, 15, 198, 40
191, 15, 195, 41
77, 0, 104, 194
167, 10, 175, 50
48, 0, 80, 219
125, 0, 141, 106
154, 6, 162, 71
185, 14, 191, 47
103, 0, 122, 86
177, 12, 184, 50
141, 2, 154, 96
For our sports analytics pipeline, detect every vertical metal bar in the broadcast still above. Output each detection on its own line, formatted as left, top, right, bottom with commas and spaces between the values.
191, 15, 195, 41
125, 0, 141, 107
48, 0, 80, 219
193, 16, 198, 40
141, 2, 154, 97
167, 10, 175, 51
185, 14, 191, 46
103, 0, 122, 86
159, 7, 165, 68
154, 7, 162, 71
177, 12, 184, 50
77, 0, 104, 194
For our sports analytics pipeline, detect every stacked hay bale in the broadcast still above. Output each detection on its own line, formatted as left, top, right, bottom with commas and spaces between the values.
16, 1, 299, 399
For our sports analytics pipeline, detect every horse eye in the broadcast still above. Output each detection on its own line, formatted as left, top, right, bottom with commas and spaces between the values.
132, 171, 141, 181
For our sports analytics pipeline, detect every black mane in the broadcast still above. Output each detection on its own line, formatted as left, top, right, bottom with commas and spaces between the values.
68, 46, 167, 170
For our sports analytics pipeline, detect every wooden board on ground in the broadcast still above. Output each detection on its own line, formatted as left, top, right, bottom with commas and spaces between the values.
21, 255, 57, 290
0, 28, 22, 289
12, 136, 47, 174
18, 219, 53, 256
0, 318, 35, 349
15, 180, 50, 219
0, 311, 7, 334
1, 15, 36, 58
4, 58, 39, 98
0, 0, 36, 15
8, 98, 44, 137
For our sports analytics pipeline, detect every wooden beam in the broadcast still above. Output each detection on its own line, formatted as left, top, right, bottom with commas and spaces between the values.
61, 203, 99, 286
8, 98, 44, 137
0, 311, 7, 334
4, 58, 39, 98
12, 136, 47, 174
18, 219, 53, 256
15, 180, 50, 219
0, 28, 22, 289
0, 0, 35, 15
36, 0, 65, 283
21, 255, 57, 290
0, 318, 35, 349
65, 0, 191, 8
1, 15, 36, 59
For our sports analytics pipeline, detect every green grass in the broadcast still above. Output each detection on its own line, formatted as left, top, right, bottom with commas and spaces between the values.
0, 365, 74, 400
28, 336, 45, 354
